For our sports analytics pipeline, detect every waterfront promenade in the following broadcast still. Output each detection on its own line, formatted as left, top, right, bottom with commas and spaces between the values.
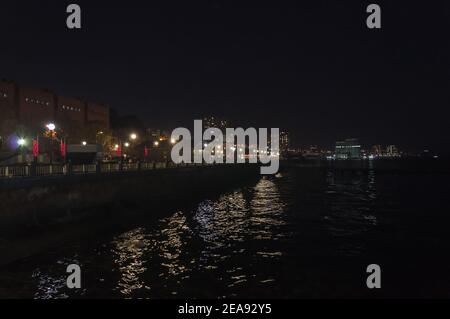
0, 161, 260, 239
0, 161, 194, 180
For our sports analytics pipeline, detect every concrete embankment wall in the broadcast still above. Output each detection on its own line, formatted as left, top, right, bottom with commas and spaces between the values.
0, 164, 260, 239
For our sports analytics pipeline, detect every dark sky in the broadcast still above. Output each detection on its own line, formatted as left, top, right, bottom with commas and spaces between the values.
1, 0, 449, 153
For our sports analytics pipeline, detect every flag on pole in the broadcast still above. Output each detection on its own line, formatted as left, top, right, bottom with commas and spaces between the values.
32, 139, 39, 157
60, 139, 66, 157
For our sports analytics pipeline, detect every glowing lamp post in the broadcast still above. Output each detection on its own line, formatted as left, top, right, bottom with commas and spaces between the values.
44, 123, 57, 163
46, 123, 56, 131
17, 138, 26, 147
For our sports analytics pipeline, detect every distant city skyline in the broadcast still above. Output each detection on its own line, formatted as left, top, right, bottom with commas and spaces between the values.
1, 1, 449, 154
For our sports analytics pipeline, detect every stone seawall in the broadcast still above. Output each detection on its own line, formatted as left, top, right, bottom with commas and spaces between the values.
0, 164, 260, 239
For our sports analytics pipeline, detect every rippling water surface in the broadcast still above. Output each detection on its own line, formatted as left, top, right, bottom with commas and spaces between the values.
1, 164, 450, 298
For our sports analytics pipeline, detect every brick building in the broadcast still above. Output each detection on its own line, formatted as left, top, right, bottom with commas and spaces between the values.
0, 80, 19, 150
18, 87, 56, 129
86, 102, 109, 130
56, 96, 86, 130
0, 80, 110, 150
0, 80, 18, 119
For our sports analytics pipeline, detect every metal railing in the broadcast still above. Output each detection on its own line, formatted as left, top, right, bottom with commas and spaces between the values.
0, 161, 203, 179
101, 163, 120, 172
0, 165, 29, 178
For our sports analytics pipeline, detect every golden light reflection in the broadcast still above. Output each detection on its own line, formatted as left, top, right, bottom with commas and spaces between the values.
112, 228, 151, 296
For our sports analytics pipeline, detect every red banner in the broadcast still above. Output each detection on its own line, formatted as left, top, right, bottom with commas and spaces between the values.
60, 140, 66, 157
116, 144, 122, 157
32, 139, 39, 157
144, 146, 149, 157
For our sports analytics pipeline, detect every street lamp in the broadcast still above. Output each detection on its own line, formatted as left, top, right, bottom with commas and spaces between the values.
95, 131, 104, 144
130, 133, 137, 140
124, 142, 130, 147
17, 138, 26, 147
154, 141, 159, 146
171, 138, 176, 144
82, 141, 87, 146
44, 123, 57, 164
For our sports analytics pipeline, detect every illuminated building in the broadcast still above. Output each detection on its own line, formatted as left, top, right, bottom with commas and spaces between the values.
386, 145, 399, 157
146, 128, 170, 142
18, 86, 56, 129
0, 79, 110, 135
335, 138, 361, 160
280, 131, 290, 156
203, 116, 229, 131
371, 145, 382, 156
56, 96, 86, 133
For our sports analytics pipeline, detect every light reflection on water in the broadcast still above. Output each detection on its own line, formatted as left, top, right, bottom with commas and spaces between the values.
112, 228, 151, 295
32, 257, 84, 299
1, 168, 392, 298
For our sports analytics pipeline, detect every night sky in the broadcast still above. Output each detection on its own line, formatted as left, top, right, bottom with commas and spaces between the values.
1, 0, 449, 153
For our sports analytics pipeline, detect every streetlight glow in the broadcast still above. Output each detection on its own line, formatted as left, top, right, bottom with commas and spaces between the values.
130, 133, 137, 140
82, 141, 87, 146
17, 138, 26, 146
154, 141, 159, 146
124, 142, 130, 147
46, 123, 56, 131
